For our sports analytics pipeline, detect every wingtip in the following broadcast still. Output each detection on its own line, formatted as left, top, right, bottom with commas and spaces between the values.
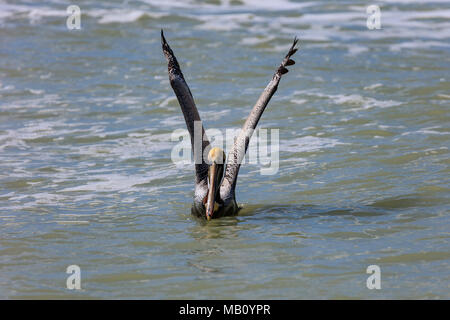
161, 29, 172, 54
284, 36, 299, 60
291, 36, 299, 52
277, 37, 300, 76
161, 29, 166, 45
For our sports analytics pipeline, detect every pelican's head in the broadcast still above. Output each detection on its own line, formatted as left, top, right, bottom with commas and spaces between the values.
205, 147, 226, 220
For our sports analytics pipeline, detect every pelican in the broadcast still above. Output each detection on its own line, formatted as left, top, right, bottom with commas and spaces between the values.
161, 30, 298, 220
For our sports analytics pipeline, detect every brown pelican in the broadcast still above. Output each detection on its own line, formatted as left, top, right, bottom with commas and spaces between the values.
161, 30, 298, 220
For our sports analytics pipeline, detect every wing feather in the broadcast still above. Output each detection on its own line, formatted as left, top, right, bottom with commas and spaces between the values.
220, 38, 299, 200
161, 30, 210, 184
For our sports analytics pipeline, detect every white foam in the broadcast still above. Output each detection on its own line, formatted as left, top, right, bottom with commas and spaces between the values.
141, 0, 315, 11
347, 45, 368, 56
290, 99, 307, 105
60, 171, 173, 193
364, 84, 383, 91
281, 136, 347, 153
0, 118, 79, 151
293, 91, 402, 112
389, 40, 450, 52
1, 1, 448, 55
89, 9, 168, 24
402, 127, 450, 136
159, 96, 177, 108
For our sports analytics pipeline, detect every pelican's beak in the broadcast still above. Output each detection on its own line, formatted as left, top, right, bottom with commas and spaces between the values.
206, 162, 219, 220
205, 147, 225, 220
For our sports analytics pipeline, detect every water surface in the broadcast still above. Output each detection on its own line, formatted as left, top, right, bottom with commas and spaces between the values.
0, 0, 449, 299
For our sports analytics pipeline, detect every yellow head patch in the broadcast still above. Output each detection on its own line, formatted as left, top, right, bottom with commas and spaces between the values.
208, 147, 225, 164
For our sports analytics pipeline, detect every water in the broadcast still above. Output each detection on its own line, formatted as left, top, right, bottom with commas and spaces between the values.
0, 0, 449, 299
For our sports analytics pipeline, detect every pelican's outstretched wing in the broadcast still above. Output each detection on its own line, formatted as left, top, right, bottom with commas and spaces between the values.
220, 38, 299, 199
161, 30, 210, 185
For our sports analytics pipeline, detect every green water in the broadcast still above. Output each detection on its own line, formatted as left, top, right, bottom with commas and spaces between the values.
0, 0, 449, 299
